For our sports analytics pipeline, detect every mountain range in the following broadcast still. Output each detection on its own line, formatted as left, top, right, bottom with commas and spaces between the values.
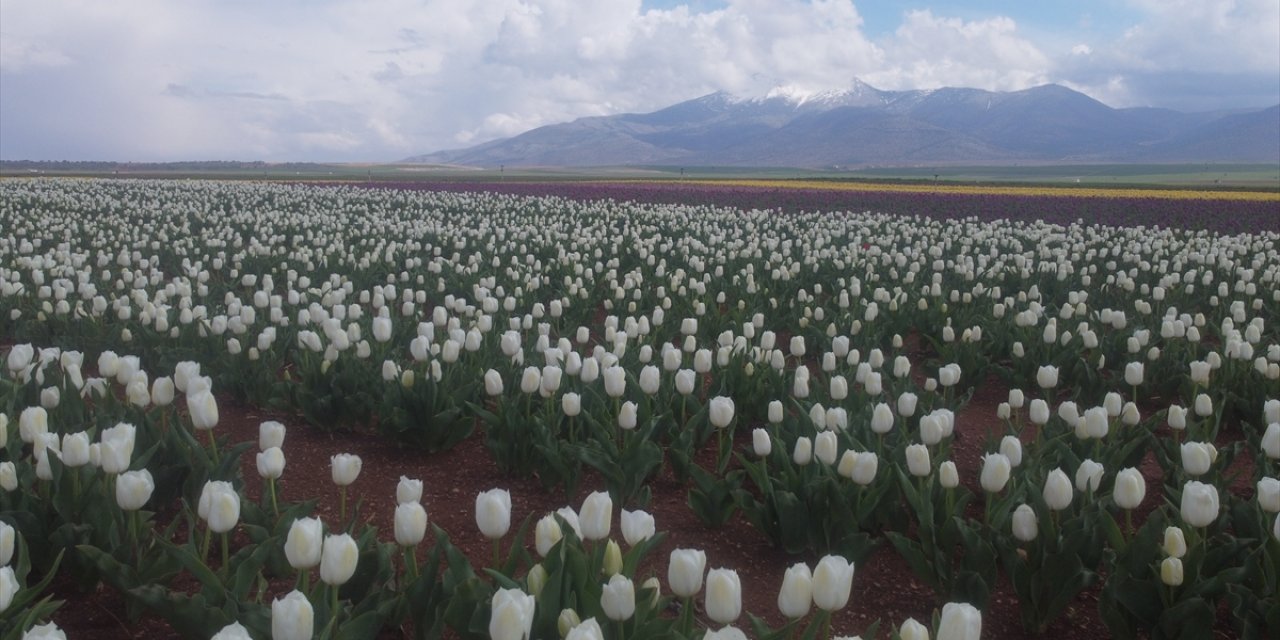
406, 80, 1280, 168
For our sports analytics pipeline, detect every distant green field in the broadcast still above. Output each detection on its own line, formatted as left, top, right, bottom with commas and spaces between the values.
841, 163, 1280, 188
3, 161, 1277, 190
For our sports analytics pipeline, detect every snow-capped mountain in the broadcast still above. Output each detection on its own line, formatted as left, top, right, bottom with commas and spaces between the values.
406, 81, 1280, 167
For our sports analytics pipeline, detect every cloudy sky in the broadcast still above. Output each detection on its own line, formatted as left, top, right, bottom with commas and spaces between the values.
2, 0, 1277, 162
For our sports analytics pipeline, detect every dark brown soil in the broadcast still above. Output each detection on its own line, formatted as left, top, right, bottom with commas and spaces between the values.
45, 375, 1249, 639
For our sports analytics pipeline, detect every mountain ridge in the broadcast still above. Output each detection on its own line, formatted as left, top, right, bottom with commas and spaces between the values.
407, 82, 1280, 167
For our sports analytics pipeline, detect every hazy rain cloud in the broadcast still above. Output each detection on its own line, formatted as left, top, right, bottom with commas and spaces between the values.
1, 0, 1276, 161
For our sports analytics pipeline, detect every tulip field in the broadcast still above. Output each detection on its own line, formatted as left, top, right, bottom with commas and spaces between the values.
1, 177, 1278, 639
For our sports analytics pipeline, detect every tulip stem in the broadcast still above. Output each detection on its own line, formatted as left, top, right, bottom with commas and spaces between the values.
221, 532, 230, 572
128, 510, 140, 565
339, 486, 347, 526
616, 620, 626, 640
331, 584, 341, 630
679, 596, 693, 636
297, 568, 310, 592
208, 430, 220, 465
1125, 508, 1134, 540
405, 546, 418, 579
492, 538, 502, 570
200, 524, 213, 563
268, 478, 279, 519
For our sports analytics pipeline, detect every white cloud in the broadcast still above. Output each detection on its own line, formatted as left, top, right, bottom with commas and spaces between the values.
1, 0, 1275, 161
866, 10, 1050, 92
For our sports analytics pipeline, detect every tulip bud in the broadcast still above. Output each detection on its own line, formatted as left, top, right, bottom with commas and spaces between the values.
1180, 442, 1215, 476
1263, 423, 1280, 459
602, 540, 623, 577
1075, 459, 1104, 493
579, 491, 613, 541
905, 444, 931, 477
1189, 360, 1210, 385
397, 476, 423, 504
768, 400, 784, 424
1124, 362, 1144, 387
617, 401, 638, 431
842, 451, 873, 485
860, 371, 880, 394
188, 389, 219, 430
830, 375, 848, 401
638, 365, 660, 395
811, 555, 855, 611
1000, 436, 1023, 467
1160, 557, 1183, 586
536, 514, 563, 557
1113, 468, 1146, 510
1043, 468, 1073, 511
1163, 527, 1187, 559
1194, 393, 1212, 417
871, 403, 894, 434
793, 368, 810, 398
0, 463, 14, 492
939, 461, 959, 489
601, 574, 636, 621
752, 428, 772, 457
271, 590, 314, 640
815, 431, 838, 466
705, 568, 742, 624
285, 517, 323, 570
115, 469, 154, 511
899, 618, 930, 640
792, 437, 813, 466
1006, 388, 1025, 409
1256, 477, 1280, 513
555, 392, 580, 418
395, 502, 429, 546
1029, 399, 1050, 425
211, 622, 251, 640
490, 587, 537, 640
0, 522, 13, 565
1180, 480, 1220, 528
1036, 365, 1058, 389
527, 564, 549, 598
621, 508, 655, 546
1081, 407, 1108, 440
485, 369, 504, 396
476, 488, 512, 540
206, 486, 241, 534
709, 396, 735, 429
937, 602, 982, 640
558, 609, 583, 638
259, 420, 286, 450
668, 548, 707, 597
1012, 504, 1038, 542
320, 533, 359, 585
151, 377, 175, 407
59, 432, 91, 468
602, 366, 626, 397
328, 454, 362, 488
897, 392, 918, 418
257, 447, 285, 480
641, 576, 661, 608
777, 562, 813, 619
18, 406, 48, 443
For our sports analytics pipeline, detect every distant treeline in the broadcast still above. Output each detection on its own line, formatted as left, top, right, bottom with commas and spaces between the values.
0, 160, 332, 172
